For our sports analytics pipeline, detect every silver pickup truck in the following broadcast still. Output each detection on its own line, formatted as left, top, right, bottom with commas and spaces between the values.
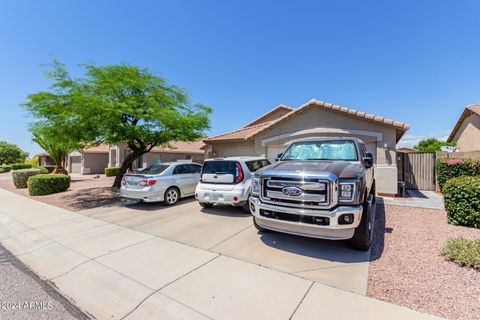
249, 137, 376, 250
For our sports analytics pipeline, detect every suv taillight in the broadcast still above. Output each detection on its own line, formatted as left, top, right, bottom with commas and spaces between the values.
234, 162, 244, 183
139, 179, 157, 187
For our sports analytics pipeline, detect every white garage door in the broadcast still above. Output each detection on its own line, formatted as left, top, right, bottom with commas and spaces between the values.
266, 146, 288, 163
70, 156, 82, 174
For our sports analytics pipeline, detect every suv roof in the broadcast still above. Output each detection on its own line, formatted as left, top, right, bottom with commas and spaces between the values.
205, 156, 267, 162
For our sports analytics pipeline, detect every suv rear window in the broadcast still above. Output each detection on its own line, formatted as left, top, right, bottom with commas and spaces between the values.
245, 159, 270, 172
202, 160, 237, 175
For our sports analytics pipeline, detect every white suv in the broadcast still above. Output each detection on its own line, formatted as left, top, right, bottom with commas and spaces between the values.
195, 157, 270, 212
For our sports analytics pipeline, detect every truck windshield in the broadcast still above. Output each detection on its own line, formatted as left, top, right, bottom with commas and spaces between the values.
281, 140, 358, 161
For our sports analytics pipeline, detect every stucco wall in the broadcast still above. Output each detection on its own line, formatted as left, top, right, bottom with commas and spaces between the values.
144, 152, 204, 165
452, 114, 480, 152
82, 153, 109, 174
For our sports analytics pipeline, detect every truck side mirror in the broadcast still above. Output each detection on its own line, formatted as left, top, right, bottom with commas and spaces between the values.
275, 153, 283, 162
364, 152, 374, 168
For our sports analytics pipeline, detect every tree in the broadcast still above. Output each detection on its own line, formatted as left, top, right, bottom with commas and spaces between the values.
23, 60, 211, 187
31, 128, 76, 174
0, 141, 28, 165
414, 138, 456, 152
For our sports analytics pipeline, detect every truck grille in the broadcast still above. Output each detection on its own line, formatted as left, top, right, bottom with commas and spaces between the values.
261, 177, 331, 209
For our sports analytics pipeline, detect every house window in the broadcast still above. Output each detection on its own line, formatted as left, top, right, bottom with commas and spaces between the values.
185, 155, 192, 160
153, 154, 161, 164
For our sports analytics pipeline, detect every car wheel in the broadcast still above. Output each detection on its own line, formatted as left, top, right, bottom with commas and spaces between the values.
199, 202, 213, 208
349, 199, 372, 251
253, 217, 269, 233
164, 187, 180, 206
242, 197, 251, 213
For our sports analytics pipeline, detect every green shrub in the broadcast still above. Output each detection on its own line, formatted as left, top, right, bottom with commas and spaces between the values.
436, 158, 479, 192
105, 167, 121, 177
0, 165, 11, 173
441, 237, 480, 270
11, 163, 33, 170
12, 169, 41, 188
27, 174, 71, 196
42, 165, 56, 173
443, 176, 480, 228
39, 166, 49, 174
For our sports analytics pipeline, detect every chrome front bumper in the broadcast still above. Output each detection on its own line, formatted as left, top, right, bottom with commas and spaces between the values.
249, 196, 363, 240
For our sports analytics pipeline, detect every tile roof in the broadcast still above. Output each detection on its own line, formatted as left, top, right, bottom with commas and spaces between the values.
448, 104, 480, 142
204, 99, 410, 143
83, 143, 109, 153
242, 105, 294, 128
151, 140, 205, 154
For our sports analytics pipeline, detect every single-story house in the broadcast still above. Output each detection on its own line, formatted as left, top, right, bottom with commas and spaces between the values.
447, 104, 480, 152
67, 140, 206, 174
37, 152, 55, 166
204, 99, 410, 195
108, 140, 206, 170
67, 144, 110, 174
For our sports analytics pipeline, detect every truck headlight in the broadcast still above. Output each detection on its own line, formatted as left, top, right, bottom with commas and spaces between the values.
251, 177, 260, 195
339, 183, 355, 202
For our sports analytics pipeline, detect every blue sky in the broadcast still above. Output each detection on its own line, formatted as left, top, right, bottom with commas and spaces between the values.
1, 1, 479, 156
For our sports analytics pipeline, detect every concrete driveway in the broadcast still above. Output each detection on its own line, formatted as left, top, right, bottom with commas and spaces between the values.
80, 199, 370, 295
0, 189, 440, 320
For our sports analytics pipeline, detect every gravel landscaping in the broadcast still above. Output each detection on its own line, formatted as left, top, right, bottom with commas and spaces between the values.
369, 202, 480, 320
0, 172, 120, 211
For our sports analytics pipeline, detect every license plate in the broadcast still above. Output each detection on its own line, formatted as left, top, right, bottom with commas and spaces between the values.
210, 194, 220, 201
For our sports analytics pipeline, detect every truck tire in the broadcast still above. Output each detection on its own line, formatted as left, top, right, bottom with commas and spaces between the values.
199, 202, 213, 208
349, 200, 372, 251
253, 217, 270, 233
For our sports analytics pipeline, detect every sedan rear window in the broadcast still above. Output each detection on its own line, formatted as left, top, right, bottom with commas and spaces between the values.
138, 164, 170, 175
202, 161, 236, 175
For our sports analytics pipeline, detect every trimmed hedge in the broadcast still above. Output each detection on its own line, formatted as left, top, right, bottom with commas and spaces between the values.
11, 163, 33, 170
12, 169, 41, 188
441, 237, 480, 270
436, 158, 479, 192
39, 166, 49, 174
443, 176, 480, 228
27, 174, 71, 196
42, 165, 56, 173
0, 165, 12, 173
105, 167, 121, 177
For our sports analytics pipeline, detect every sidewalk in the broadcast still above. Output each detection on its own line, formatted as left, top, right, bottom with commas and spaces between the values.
0, 189, 441, 320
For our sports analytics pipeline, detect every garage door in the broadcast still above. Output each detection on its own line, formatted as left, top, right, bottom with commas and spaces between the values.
70, 156, 82, 174
266, 146, 288, 163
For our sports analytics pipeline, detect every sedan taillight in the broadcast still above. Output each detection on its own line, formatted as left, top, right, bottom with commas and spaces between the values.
139, 179, 157, 186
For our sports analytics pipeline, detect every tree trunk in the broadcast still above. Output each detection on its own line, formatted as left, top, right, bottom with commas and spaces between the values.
112, 151, 142, 188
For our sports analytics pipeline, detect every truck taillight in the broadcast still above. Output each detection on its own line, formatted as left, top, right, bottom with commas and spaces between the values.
234, 162, 244, 183
139, 179, 157, 186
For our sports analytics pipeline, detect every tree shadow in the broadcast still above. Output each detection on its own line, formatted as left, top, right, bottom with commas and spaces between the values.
62, 187, 121, 210
200, 205, 251, 218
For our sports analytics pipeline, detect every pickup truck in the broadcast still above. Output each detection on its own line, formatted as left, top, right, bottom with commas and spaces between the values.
249, 137, 376, 250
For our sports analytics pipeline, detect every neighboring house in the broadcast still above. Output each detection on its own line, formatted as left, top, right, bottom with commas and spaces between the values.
67, 144, 109, 174
396, 147, 417, 153
447, 104, 480, 152
204, 99, 410, 195
37, 152, 55, 166
108, 140, 206, 170
67, 140, 206, 174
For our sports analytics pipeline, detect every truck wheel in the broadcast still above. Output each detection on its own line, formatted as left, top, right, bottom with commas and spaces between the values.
349, 201, 372, 251
253, 217, 270, 233
199, 202, 213, 208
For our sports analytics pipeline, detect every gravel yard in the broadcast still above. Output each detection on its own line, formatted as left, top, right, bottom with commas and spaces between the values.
0, 172, 119, 211
369, 202, 480, 320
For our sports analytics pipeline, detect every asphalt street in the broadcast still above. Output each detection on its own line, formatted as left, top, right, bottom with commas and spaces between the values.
0, 244, 88, 320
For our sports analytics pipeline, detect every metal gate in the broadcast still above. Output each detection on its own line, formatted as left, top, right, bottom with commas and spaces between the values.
398, 152, 436, 190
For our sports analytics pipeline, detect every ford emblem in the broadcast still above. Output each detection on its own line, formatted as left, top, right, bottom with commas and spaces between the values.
282, 186, 302, 196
